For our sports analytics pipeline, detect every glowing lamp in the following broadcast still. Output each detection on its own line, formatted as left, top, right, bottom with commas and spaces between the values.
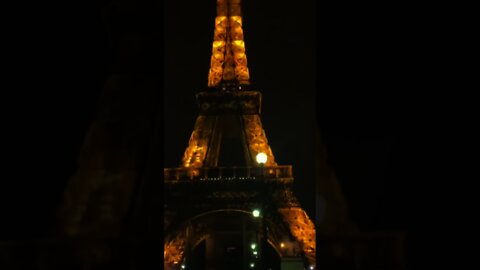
252, 209, 260, 218
251, 243, 256, 250
256, 152, 267, 165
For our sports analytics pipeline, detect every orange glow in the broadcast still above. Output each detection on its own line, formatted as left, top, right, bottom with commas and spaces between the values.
213, 41, 225, 48
280, 243, 285, 248
243, 115, 277, 166
164, 242, 184, 268
279, 208, 316, 265
181, 116, 214, 168
181, 106, 278, 168
208, 0, 250, 87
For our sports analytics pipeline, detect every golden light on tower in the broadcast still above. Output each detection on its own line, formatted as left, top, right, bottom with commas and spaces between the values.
208, 0, 250, 87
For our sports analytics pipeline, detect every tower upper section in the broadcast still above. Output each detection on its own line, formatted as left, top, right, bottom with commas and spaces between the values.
208, 0, 250, 88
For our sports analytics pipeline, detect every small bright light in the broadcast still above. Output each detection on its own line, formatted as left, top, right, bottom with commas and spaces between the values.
309, 266, 314, 270
250, 263, 255, 268
280, 243, 285, 248
256, 152, 268, 165
252, 209, 260, 217
253, 251, 257, 255
181, 265, 186, 269
251, 243, 256, 250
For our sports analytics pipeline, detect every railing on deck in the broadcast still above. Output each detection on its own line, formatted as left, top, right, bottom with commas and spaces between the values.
164, 166, 293, 182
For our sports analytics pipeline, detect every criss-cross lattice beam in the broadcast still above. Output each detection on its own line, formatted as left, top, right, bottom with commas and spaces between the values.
208, 0, 250, 87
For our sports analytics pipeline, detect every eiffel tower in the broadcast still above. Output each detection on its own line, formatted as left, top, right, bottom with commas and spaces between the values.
164, 0, 316, 269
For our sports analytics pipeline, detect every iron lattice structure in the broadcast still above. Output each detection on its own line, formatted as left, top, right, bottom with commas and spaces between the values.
164, 0, 315, 268
164, 89, 316, 268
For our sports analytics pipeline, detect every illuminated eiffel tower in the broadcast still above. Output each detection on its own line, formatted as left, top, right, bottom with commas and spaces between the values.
164, 0, 316, 269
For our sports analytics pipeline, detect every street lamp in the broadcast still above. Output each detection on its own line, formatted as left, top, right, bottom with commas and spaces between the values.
256, 152, 267, 181
254, 152, 268, 269
256, 152, 267, 166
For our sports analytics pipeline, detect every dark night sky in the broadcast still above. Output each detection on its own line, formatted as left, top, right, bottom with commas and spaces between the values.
1, 0, 474, 268
2, 2, 112, 240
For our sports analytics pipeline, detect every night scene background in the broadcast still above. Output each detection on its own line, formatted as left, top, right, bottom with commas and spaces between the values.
1, 0, 472, 269
163, 0, 316, 219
